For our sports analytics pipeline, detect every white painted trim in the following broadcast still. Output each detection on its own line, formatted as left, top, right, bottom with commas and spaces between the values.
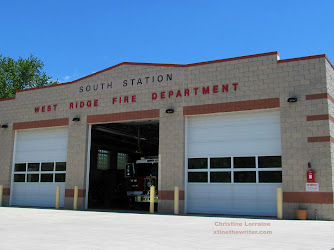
9, 131, 17, 206
85, 124, 92, 209
184, 117, 188, 214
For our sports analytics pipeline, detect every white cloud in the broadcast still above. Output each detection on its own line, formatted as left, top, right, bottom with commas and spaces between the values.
62, 71, 79, 83
63, 75, 71, 82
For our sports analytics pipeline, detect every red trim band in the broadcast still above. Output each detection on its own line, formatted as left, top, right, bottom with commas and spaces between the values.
278, 54, 326, 64
306, 114, 334, 123
3, 188, 10, 195
306, 114, 330, 121
305, 93, 328, 100
13, 118, 69, 130
65, 189, 86, 198
158, 190, 185, 200
307, 136, 334, 143
87, 109, 160, 124
183, 98, 280, 116
283, 192, 333, 204
0, 97, 15, 102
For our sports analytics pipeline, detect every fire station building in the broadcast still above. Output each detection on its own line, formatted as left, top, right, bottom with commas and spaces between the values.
1, 51, 334, 220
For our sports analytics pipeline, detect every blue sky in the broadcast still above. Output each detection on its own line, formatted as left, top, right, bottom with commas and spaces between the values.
1, 0, 333, 83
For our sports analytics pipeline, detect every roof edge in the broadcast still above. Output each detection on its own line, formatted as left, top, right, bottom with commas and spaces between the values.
278, 54, 334, 71
278, 54, 326, 63
15, 51, 279, 94
0, 97, 15, 102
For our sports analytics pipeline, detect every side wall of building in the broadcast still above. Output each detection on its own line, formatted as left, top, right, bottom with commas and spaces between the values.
279, 58, 333, 220
326, 60, 334, 219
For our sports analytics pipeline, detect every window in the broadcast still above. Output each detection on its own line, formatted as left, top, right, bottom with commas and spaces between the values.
259, 171, 282, 183
55, 173, 66, 182
117, 153, 128, 170
41, 174, 53, 182
234, 157, 256, 168
13, 162, 66, 183
234, 171, 256, 183
210, 158, 231, 169
27, 174, 39, 182
258, 156, 282, 168
28, 163, 39, 171
41, 163, 54, 171
15, 164, 26, 172
188, 158, 208, 169
210, 172, 231, 182
187, 156, 282, 184
14, 174, 25, 182
56, 162, 66, 171
188, 172, 208, 182
97, 149, 110, 170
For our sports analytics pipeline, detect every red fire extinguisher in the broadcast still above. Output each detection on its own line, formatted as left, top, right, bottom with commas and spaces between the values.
307, 162, 315, 182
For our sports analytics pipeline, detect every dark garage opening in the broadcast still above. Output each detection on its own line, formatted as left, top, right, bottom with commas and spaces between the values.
88, 120, 159, 211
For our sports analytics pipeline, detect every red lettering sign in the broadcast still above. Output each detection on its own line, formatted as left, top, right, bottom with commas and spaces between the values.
168, 91, 174, 98
132, 95, 136, 102
202, 87, 210, 94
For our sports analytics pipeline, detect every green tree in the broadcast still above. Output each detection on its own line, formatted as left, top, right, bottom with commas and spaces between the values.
0, 54, 58, 99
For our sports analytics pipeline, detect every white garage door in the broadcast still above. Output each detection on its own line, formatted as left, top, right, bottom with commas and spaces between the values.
11, 127, 68, 207
186, 109, 282, 216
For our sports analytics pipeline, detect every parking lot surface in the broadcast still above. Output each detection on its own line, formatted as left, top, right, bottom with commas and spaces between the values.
0, 207, 333, 249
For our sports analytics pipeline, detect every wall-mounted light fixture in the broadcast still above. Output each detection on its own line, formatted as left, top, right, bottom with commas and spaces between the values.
73, 117, 81, 122
1, 124, 8, 128
166, 108, 174, 114
287, 97, 298, 103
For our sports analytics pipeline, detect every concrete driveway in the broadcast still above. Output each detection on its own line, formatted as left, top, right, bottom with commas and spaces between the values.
0, 207, 333, 249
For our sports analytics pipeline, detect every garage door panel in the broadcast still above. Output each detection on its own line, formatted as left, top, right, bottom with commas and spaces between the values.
188, 142, 281, 158
187, 184, 280, 216
188, 132, 281, 145
187, 183, 281, 216
15, 127, 68, 163
186, 109, 282, 216
12, 127, 68, 208
12, 183, 65, 207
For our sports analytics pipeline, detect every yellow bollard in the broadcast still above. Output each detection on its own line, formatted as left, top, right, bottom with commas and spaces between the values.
55, 185, 60, 209
277, 187, 283, 219
0, 185, 3, 207
73, 186, 78, 210
150, 185, 155, 214
174, 186, 179, 215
